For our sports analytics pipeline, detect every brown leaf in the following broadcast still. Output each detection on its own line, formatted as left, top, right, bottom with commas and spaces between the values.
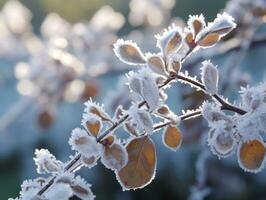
186, 32, 194, 45
198, 33, 219, 47
238, 139, 266, 172
86, 120, 101, 137
102, 135, 115, 146
89, 106, 111, 122
82, 80, 98, 100
163, 126, 182, 151
117, 136, 156, 190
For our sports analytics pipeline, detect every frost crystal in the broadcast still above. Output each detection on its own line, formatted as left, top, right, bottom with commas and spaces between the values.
34, 149, 63, 174
45, 183, 73, 200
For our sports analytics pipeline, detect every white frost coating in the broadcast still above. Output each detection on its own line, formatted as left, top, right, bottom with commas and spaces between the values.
201, 60, 219, 95
69, 128, 101, 157
101, 142, 128, 171
129, 106, 154, 135
113, 39, 146, 65
155, 24, 183, 56
237, 135, 266, 173
71, 176, 95, 200
34, 149, 63, 174
45, 183, 73, 200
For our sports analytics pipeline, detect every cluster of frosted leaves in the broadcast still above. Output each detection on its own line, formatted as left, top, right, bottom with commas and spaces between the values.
10, 151, 95, 200
111, 12, 236, 190
202, 83, 266, 173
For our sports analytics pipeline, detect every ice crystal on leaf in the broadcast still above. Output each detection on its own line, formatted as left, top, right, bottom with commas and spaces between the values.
201, 60, 219, 95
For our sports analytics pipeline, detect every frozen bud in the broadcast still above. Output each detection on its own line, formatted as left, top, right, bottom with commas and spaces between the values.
101, 142, 128, 171
146, 54, 168, 76
155, 25, 183, 56
71, 176, 95, 200
34, 149, 63, 174
208, 128, 236, 158
163, 125, 182, 151
187, 14, 206, 38
84, 99, 112, 122
129, 106, 154, 135
238, 136, 266, 173
69, 128, 101, 157
101, 135, 115, 146
45, 183, 73, 200
82, 113, 102, 137
113, 39, 146, 65
201, 60, 219, 95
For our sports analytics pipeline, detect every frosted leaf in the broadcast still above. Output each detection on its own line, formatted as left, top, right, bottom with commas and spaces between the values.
127, 68, 160, 111
101, 142, 128, 171
155, 24, 183, 56
113, 39, 146, 65
129, 106, 154, 135
162, 125, 182, 151
55, 173, 74, 185
168, 58, 181, 74
123, 122, 139, 136
237, 135, 266, 173
84, 99, 112, 122
195, 13, 236, 44
34, 149, 63, 174
187, 14, 206, 38
45, 183, 73, 200
69, 128, 101, 157
146, 54, 168, 76
82, 113, 102, 137
201, 60, 219, 95
156, 105, 180, 125
208, 128, 236, 158
206, 12, 236, 36
71, 176, 95, 200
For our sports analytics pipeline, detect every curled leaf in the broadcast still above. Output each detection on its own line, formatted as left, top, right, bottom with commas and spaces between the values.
114, 39, 146, 65
116, 136, 156, 190
163, 126, 182, 151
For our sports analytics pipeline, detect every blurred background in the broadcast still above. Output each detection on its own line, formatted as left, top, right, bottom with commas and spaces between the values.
0, 0, 266, 199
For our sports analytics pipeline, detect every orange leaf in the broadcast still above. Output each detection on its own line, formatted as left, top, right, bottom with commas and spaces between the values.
198, 33, 219, 47
163, 126, 182, 151
238, 139, 266, 172
116, 136, 156, 190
